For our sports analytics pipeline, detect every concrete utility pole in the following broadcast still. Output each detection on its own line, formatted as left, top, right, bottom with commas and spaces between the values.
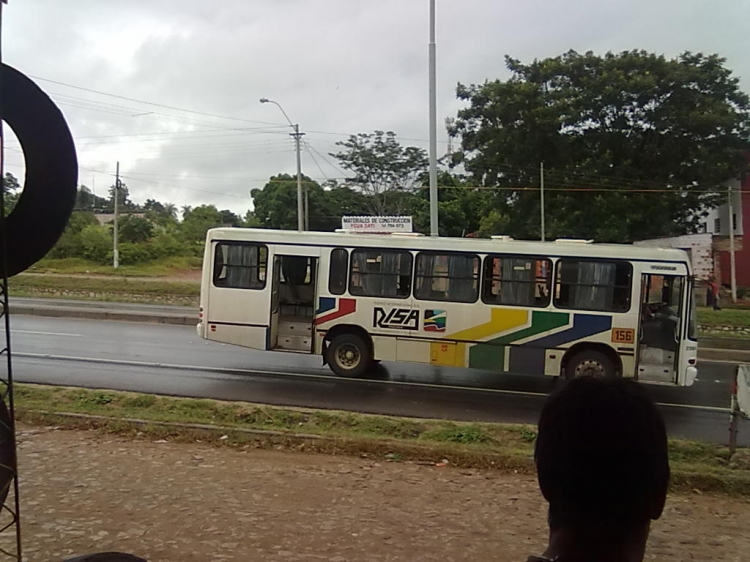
428, 0, 439, 236
113, 162, 120, 269
728, 182, 737, 303
260, 98, 306, 231
540, 161, 546, 242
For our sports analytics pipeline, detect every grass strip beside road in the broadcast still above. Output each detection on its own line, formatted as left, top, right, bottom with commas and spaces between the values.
10, 274, 199, 300
14, 384, 750, 496
26, 257, 203, 277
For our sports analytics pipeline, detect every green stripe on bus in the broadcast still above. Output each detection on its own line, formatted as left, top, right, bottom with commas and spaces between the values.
468, 311, 569, 370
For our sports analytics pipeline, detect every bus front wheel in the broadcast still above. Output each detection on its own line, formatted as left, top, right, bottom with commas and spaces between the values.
326, 333, 372, 378
565, 350, 616, 380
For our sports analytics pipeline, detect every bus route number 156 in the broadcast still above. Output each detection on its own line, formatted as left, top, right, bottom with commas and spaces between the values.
611, 328, 635, 344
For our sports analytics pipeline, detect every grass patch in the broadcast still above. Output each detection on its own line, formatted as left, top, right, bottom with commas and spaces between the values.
697, 307, 750, 329
26, 257, 203, 277
13, 384, 750, 496
10, 274, 199, 297
699, 330, 750, 341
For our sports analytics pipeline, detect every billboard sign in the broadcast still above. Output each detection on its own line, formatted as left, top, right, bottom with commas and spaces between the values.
341, 216, 413, 234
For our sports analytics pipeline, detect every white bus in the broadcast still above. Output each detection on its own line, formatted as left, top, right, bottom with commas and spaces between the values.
197, 228, 698, 386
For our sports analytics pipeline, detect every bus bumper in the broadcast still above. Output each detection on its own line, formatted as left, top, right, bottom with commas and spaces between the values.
685, 365, 698, 387
196, 322, 203, 338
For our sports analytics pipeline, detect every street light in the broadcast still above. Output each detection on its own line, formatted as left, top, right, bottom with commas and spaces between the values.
260, 98, 306, 231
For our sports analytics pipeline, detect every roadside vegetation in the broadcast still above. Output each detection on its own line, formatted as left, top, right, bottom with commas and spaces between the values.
14, 384, 750, 496
26, 256, 202, 277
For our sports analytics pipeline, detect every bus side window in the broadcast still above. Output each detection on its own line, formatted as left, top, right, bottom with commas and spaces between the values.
349, 249, 413, 299
415, 252, 479, 303
482, 255, 551, 307
328, 248, 348, 295
554, 259, 632, 312
212, 242, 268, 290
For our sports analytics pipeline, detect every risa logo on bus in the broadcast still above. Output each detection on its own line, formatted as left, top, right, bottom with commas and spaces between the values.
373, 307, 419, 330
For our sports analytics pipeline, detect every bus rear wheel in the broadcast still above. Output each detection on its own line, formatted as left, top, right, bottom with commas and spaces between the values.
565, 350, 616, 380
326, 333, 372, 378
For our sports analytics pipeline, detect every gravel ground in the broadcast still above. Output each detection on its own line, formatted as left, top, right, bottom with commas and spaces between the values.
4, 426, 749, 561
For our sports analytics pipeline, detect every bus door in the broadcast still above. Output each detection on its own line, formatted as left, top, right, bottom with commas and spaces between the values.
269, 255, 282, 349
269, 246, 320, 353
637, 273, 685, 383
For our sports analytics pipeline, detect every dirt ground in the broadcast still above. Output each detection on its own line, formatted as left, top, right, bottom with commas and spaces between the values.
6, 426, 750, 562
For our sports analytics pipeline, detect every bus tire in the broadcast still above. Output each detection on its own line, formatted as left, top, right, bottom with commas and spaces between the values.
326, 333, 372, 378
565, 350, 616, 380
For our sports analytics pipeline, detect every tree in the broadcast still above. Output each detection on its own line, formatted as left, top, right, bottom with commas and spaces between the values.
405, 171, 492, 237
73, 185, 108, 212
330, 131, 429, 216
3, 172, 20, 215
219, 209, 242, 227
119, 215, 155, 244
144, 199, 178, 226
452, 50, 750, 242
108, 182, 134, 211
251, 174, 334, 230
163, 203, 178, 220
242, 210, 262, 228
179, 204, 223, 243
47, 211, 101, 258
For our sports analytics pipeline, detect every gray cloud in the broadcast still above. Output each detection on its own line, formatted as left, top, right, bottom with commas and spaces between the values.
3, 0, 748, 214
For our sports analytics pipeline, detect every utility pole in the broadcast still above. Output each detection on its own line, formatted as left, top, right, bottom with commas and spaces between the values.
728, 182, 737, 303
260, 98, 306, 231
292, 124, 306, 231
540, 161, 546, 242
113, 161, 120, 269
428, 0, 439, 236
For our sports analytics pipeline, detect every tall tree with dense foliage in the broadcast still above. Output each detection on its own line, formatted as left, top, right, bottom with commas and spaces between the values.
330, 131, 429, 216
179, 204, 224, 244
452, 50, 750, 242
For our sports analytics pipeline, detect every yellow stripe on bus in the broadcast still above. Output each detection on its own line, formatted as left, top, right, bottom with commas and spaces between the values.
431, 308, 529, 368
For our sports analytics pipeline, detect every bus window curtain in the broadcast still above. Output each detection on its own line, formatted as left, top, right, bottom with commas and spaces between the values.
416, 254, 436, 299
574, 261, 615, 310
226, 245, 258, 288
381, 252, 400, 297
500, 259, 535, 306
447, 255, 476, 302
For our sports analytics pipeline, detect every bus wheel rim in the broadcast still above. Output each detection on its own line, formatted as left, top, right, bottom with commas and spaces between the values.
574, 359, 605, 378
335, 343, 361, 370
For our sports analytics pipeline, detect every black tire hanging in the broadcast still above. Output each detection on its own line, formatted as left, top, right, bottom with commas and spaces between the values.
0, 64, 78, 277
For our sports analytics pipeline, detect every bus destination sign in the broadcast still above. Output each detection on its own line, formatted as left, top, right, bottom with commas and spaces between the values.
341, 216, 413, 234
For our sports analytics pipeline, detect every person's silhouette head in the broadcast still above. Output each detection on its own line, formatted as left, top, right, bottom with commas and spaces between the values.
533, 377, 670, 562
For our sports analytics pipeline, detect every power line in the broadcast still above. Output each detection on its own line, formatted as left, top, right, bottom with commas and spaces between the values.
31, 75, 284, 127
303, 141, 329, 181
306, 141, 351, 178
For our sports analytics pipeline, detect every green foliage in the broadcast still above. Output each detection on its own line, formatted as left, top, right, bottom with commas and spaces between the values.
115, 242, 158, 265
330, 131, 429, 215
108, 182, 135, 211
219, 209, 242, 227
3, 172, 20, 216
144, 199, 178, 225
47, 211, 101, 259
180, 204, 223, 243
119, 215, 154, 244
453, 50, 750, 242
78, 224, 111, 262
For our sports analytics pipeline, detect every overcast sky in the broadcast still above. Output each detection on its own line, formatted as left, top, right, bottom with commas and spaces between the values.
3, 0, 749, 216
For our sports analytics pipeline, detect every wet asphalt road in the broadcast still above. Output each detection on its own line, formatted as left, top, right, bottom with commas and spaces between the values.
5, 314, 745, 445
